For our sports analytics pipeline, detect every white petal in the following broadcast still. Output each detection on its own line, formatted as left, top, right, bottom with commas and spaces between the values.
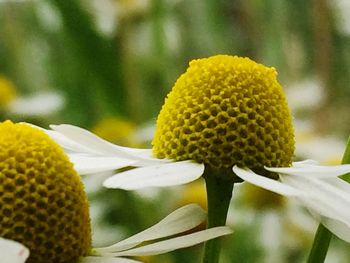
103, 161, 204, 190
68, 154, 138, 175
232, 166, 304, 196
292, 159, 320, 166
51, 124, 166, 164
324, 177, 350, 193
96, 204, 207, 253
47, 130, 93, 154
265, 163, 350, 178
50, 124, 139, 156
319, 217, 350, 243
80, 256, 141, 263
280, 176, 350, 242
29, 124, 92, 154
282, 176, 350, 225
106, 227, 232, 257
0, 238, 29, 263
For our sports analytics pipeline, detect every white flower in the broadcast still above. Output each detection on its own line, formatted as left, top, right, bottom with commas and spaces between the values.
42, 124, 350, 243
1, 204, 232, 263
8, 91, 64, 116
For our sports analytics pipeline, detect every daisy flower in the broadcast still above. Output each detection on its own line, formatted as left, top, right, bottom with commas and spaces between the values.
0, 120, 231, 263
44, 56, 350, 243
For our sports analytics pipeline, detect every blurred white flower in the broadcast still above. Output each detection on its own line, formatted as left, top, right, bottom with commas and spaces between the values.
8, 91, 64, 116
90, 0, 118, 36
335, 0, 350, 35
286, 78, 324, 110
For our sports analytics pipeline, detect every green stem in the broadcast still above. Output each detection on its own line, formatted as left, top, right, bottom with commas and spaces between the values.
307, 224, 332, 263
340, 136, 350, 183
202, 169, 235, 263
307, 136, 350, 263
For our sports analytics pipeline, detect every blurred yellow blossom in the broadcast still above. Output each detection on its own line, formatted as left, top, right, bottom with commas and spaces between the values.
92, 117, 137, 146
0, 75, 16, 108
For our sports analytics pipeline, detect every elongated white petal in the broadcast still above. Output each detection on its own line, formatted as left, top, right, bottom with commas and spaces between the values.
301, 197, 350, 231
232, 166, 304, 196
103, 161, 204, 190
47, 131, 94, 154
27, 124, 90, 154
96, 204, 207, 253
68, 154, 138, 175
105, 227, 232, 257
292, 160, 320, 166
265, 163, 350, 178
282, 176, 350, 226
324, 177, 350, 193
80, 256, 141, 263
234, 163, 350, 243
280, 176, 350, 243
50, 124, 141, 156
319, 217, 350, 243
51, 124, 166, 164
0, 238, 29, 263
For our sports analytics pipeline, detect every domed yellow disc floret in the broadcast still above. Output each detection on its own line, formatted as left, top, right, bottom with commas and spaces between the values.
152, 55, 295, 172
0, 121, 91, 263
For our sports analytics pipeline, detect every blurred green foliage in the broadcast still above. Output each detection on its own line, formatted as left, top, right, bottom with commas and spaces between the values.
1, 0, 349, 133
1, 0, 350, 262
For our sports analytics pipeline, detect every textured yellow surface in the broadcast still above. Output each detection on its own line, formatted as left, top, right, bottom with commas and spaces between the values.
153, 55, 294, 172
0, 121, 91, 263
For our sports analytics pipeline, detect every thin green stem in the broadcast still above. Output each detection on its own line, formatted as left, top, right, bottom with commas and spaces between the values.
202, 170, 235, 263
307, 135, 350, 263
340, 136, 350, 182
307, 224, 332, 263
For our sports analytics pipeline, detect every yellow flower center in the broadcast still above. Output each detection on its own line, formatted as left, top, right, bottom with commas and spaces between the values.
152, 55, 295, 173
0, 121, 91, 263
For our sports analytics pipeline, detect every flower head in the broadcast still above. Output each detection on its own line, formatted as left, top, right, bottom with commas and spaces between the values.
153, 55, 294, 172
38, 55, 350, 243
0, 120, 91, 263
0, 120, 232, 262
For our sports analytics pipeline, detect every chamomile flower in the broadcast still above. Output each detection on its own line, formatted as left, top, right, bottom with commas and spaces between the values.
0, 120, 231, 263
44, 55, 350, 242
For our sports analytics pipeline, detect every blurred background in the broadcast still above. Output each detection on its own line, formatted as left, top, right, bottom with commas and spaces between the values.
0, 0, 349, 262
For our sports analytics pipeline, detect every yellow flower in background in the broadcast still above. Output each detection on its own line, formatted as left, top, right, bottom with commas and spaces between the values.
0, 120, 231, 263
0, 75, 17, 107
177, 180, 207, 211
240, 184, 285, 211
92, 117, 137, 146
